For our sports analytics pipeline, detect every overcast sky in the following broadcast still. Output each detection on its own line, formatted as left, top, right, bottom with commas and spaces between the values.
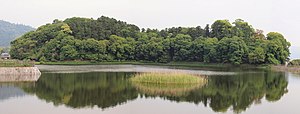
1, 0, 299, 57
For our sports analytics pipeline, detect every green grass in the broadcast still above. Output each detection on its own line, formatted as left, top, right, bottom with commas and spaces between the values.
130, 72, 207, 97
0, 59, 35, 67
130, 72, 207, 84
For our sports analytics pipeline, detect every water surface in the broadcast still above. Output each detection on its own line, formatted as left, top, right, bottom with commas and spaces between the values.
0, 65, 299, 114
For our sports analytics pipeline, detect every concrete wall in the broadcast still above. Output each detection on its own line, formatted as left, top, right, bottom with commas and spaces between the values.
0, 67, 41, 82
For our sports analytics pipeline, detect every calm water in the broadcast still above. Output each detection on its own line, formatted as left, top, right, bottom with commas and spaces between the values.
0, 65, 300, 114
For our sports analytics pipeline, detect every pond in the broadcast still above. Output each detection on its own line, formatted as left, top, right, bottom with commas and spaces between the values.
0, 65, 300, 114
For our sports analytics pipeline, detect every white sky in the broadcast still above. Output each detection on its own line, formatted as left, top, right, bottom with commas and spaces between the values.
1, 0, 300, 53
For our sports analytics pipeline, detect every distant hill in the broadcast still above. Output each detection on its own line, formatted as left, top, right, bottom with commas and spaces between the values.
0, 20, 35, 47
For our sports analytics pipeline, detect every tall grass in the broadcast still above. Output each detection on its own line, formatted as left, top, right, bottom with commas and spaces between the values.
0, 59, 35, 67
130, 71, 207, 84
130, 71, 207, 96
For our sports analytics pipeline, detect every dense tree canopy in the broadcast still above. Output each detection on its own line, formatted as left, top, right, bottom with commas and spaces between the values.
10, 16, 291, 65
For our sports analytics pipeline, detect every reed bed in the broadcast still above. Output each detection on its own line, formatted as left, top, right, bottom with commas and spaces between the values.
132, 82, 205, 97
130, 71, 207, 84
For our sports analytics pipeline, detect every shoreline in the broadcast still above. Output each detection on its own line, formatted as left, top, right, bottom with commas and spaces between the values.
36, 61, 268, 69
272, 65, 300, 73
0, 67, 41, 82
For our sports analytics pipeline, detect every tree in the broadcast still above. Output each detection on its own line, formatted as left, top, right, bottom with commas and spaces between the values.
108, 35, 126, 60
288, 59, 300, 66
60, 45, 77, 60
266, 32, 290, 64
216, 37, 248, 64
172, 34, 193, 61
203, 38, 218, 63
135, 32, 168, 62
9, 16, 290, 65
204, 24, 210, 38
189, 37, 218, 62
211, 20, 232, 39
248, 47, 265, 64
232, 19, 255, 38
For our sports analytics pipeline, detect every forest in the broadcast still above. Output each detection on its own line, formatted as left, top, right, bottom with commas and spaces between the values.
10, 16, 291, 65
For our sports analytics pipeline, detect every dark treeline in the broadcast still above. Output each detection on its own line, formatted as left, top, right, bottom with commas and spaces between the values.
10, 16, 290, 64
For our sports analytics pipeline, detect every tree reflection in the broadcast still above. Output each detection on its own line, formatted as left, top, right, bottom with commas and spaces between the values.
23, 72, 138, 109
22, 71, 288, 113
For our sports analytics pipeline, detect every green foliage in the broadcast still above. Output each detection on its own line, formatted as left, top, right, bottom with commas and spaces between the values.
10, 16, 291, 65
217, 37, 248, 64
23, 72, 138, 109
265, 32, 290, 64
289, 59, 300, 66
248, 47, 265, 64
64, 16, 140, 40
172, 34, 193, 61
232, 19, 255, 38
211, 20, 232, 39
130, 72, 207, 84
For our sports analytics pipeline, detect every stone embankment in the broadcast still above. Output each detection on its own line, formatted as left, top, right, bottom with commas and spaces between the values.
0, 67, 41, 82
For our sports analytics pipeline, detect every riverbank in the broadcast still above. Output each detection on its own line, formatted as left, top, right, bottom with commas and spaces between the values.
0, 59, 41, 82
272, 65, 300, 73
0, 67, 41, 82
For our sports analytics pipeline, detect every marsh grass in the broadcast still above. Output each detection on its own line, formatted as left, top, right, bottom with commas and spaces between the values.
130, 72, 206, 84
132, 82, 204, 97
130, 71, 207, 96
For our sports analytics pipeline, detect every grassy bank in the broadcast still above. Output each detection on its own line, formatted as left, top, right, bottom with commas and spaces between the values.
0, 59, 35, 67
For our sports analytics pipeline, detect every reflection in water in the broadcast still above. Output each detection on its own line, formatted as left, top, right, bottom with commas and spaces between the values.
23, 72, 138, 109
182, 71, 288, 113
0, 83, 35, 101
132, 82, 205, 97
0, 74, 40, 82
18, 71, 288, 113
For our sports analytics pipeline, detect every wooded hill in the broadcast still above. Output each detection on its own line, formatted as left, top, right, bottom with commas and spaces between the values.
10, 16, 290, 64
